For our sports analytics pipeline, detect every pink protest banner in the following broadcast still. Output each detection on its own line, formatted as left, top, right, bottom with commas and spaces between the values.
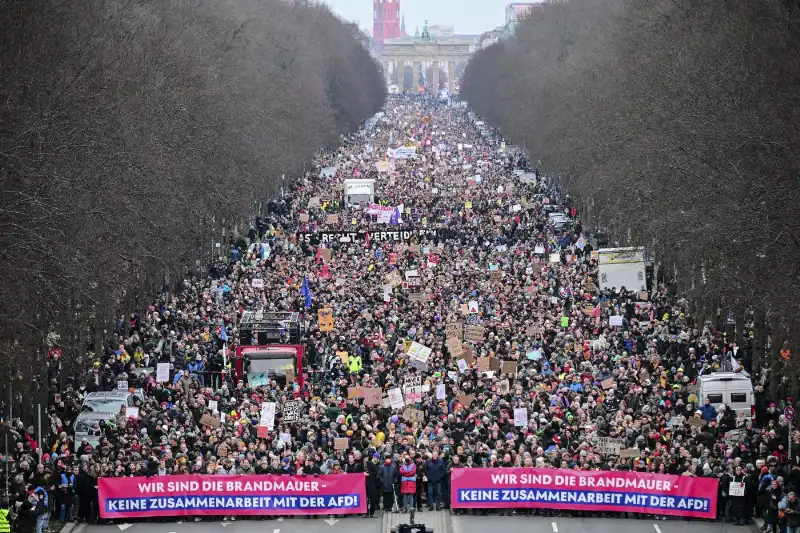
450, 468, 717, 519
99, 474, 367, 518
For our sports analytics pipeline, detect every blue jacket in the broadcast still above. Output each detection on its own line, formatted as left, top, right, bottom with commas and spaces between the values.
425, 458, 445, 482
699, 403, 717, 421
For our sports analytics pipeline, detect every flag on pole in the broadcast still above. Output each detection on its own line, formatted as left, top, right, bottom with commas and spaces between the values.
219, 320, 229, 342
364, 231, 371, 249
301, 275, 312, 309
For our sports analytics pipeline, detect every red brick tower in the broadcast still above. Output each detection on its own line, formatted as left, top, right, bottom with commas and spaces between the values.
373, 0, 403, 48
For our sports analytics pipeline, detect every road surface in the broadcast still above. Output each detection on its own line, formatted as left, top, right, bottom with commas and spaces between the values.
65, 514, 753, 533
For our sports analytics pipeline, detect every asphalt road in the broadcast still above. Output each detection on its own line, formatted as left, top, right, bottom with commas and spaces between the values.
67, 514, 753, 533
452, 516, 752, 533
67, 516, 382, 533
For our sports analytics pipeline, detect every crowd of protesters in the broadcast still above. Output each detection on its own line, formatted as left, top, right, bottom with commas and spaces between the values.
2, 94, 799, 531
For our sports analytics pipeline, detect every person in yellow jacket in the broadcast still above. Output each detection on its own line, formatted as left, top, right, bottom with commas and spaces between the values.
0, 502, 10, 533
348, 353, 362, 373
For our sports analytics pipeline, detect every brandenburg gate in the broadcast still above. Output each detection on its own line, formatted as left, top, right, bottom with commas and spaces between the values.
379, 23, 476, 92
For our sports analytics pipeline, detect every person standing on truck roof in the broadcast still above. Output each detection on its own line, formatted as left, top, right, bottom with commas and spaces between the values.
700, 397, 718, 421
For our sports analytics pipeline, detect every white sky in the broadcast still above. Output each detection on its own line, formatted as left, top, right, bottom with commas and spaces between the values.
320, 0, 540, 35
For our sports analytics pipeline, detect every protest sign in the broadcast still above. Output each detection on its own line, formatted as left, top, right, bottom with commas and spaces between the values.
457, 359, 468, 373
282, 400, 302, 423
407, 342, 432, 367
388, 388, 404, 410
117, 380, 128, 390
126, 407, 139, 420
436, 383, 446, 400
403, 408, 425, 423
457, 394, 475, 407
299, 213, 310, 223
156, 362, 170, 382
514, 408, 528, 427
501, 360, 518, 375
318, 308, 334, 332
363, 388, 383, 407
98, 474, 367, 518
347, 387, 363, 399
610, 315, 624, 327
334, 438, 349, 450
200, 414, 221, 428
598, 437, 624, 455
260, 402, 276, 430
327, 214, 339, 224
449, 468, 718, 518
601, 378, 615, 389
208, 400, 218, 412
464, 325, 485, 343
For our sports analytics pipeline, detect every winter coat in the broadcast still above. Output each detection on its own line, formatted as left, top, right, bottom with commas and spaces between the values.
400, 461, 417, 495
378, 463, 398, 493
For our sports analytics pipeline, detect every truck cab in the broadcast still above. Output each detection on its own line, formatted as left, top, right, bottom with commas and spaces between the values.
234, 310, 305, 389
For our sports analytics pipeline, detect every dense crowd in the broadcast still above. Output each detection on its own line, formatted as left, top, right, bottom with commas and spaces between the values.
3, 95, 798, 531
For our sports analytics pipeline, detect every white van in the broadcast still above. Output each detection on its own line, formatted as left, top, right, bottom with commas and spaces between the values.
696, 372, 755, 423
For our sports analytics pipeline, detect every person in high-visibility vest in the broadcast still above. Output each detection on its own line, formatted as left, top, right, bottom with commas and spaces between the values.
347, 353, 362, 374
0, 500, 11, 533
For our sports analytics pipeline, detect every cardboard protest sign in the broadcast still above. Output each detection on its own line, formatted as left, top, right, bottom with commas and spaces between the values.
403, 408, 425, 423
334, 437, 349, 450
601, 378, 615, 389
489, 357, 501, 371
501, 360, 518, 375
462, 345, 475, 365
200, 414, 221, 428
299, 213, 310, 223
409, 293, 427, 303
446, 339, 463, 357
347, 387, 364, 399
598, 437, 624, 455
327, 214, 339, 224
464, 325, 485, 343
457, 394, 475, 407
446, 322, 464, 339
308, 197, 321, 208
321, 249, 332, 262
363, 387, 383, 407
688, 417, 707, 428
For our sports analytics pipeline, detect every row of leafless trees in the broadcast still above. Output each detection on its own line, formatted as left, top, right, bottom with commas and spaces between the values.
0, 0, 385, 398
461, 0, 800, 395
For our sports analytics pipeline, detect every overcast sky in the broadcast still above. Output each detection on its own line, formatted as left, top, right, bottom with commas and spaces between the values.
321, 0, 537, 35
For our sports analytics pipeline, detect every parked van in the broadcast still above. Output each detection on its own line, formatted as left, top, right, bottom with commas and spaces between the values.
696, 372, 755, 423
82, 390, 135, 415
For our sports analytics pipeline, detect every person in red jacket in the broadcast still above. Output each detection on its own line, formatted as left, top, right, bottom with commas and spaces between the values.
399, 455, 417, 512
